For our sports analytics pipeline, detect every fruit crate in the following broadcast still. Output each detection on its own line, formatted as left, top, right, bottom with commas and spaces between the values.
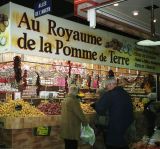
0, 115, 61, 129
0, 114, 96, 149
0, 113, 96, 129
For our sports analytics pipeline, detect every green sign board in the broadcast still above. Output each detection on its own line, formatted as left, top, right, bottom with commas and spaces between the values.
33, 126, 51, 136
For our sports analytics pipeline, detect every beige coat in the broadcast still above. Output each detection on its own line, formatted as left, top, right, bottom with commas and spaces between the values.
60, 95, 88, 140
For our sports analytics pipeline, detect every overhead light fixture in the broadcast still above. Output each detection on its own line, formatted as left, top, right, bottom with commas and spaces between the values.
137, 1, 160, 46
137, 40, 160, 46
132, 10, 139, 16
153, 19, 156, 23
113, 3, 119, 7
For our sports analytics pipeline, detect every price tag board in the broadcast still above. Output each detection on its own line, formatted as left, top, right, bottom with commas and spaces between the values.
33, 126, 51, 136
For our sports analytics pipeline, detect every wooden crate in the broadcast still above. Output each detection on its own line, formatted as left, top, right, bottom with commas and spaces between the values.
0, 114, 95, 129
0, 115, 61, 129
0, 114, 96, 149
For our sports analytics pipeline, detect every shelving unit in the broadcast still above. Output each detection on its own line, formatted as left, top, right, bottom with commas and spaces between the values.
0, 59, 157, 105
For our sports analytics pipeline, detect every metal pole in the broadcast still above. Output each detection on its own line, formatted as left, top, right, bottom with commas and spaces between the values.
151, 0, 155, 38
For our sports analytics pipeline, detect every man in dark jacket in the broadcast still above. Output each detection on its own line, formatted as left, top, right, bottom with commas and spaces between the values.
93, 78, 134, 149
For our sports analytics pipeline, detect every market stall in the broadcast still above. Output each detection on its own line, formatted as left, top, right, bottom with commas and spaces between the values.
0, 2, 160, 149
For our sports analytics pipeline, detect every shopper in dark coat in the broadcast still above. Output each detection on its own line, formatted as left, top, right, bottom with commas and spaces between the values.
92, 78, 134, 149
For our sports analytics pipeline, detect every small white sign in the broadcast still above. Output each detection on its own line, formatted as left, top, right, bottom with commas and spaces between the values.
14, 92, 21, 100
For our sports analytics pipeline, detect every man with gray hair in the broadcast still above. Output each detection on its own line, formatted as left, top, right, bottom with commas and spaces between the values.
92, 78, 134, 149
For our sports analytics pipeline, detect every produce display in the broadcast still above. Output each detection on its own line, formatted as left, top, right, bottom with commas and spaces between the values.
37, 100, 96, 115
77, 92, 85, 98
132, 99, 144, 111
131, 141, 160, 149
37, 101, 61, 115
0, 100, 45, 117
80, 103, 95, 114
84, 92, 96, 99
0, 59, 158, 148
131, 128, 160, 149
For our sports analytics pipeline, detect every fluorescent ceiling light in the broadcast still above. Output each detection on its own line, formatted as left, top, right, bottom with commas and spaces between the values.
153, 19, 156, 23
132, 10, 139, 16
113, 3, 119, 6
137, 39, 160, 46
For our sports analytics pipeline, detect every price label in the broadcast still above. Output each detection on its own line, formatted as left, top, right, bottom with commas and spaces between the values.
33, 126, 51, 136
14, 92, 21, 100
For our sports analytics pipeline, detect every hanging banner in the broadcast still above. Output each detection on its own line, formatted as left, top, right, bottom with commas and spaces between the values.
0, 3, 160, 73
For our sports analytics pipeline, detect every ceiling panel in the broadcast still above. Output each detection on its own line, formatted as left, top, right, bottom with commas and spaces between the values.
1, 0, 160, 40
75, 0, 160, 39
98, 0, 160, 35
